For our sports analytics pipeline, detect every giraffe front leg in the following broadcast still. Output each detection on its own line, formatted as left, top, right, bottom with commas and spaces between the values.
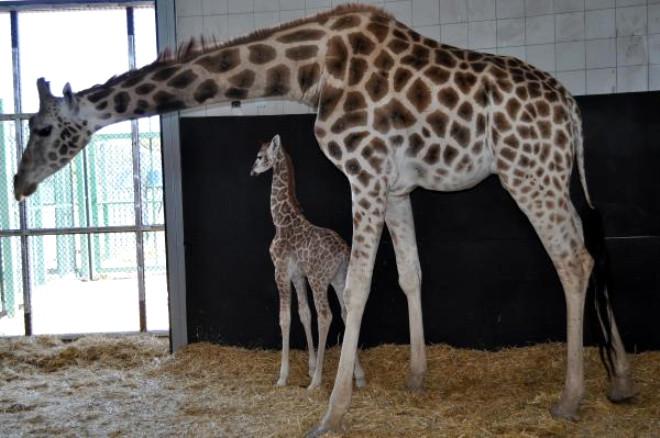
385, 193, 427, 391
274, 266, 292, 387
293, 276, 317, 378
306, 185, 385, 437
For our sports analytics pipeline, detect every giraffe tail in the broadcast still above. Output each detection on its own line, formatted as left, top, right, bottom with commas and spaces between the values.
571, 101, 617, 379
570, 104, 594, 209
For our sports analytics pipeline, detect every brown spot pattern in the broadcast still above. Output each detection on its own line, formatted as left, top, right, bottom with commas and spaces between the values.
277, 29, 325, 43
406, 78, 431, 112
298, 63, 320, 94
167, 69, 198, 89
196, 48, 240, 73
393, 68, 413, 92
344, 131, 369, 152
348, 58, 368, 86
427, 111, 449, 137
349, 32, 376, 55
229, 70, 256, 88
365, 73, 388, 102
438, 87, 459, 109
327, 36, 348, 80
331, 111, 368, 134
285, 45, 319, 61
344, 91, 367, 112
264, 65, 290, 96
366, 22, 389, 42
424, 66, 450, 85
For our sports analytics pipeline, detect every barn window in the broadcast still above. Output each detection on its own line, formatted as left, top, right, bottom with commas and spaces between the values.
0, 1, 168, 336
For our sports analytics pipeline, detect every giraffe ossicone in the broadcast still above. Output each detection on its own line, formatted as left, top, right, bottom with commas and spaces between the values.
250, 134, 366, 390
13, 4, 635, 436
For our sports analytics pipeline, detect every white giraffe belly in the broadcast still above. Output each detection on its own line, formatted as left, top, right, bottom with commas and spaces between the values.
388, 138, 495, 196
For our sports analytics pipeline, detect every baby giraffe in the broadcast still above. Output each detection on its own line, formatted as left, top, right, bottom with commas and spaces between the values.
250, 134, 366, 390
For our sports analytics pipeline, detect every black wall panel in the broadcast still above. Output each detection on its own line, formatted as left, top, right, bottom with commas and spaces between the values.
180, 92, 660, 351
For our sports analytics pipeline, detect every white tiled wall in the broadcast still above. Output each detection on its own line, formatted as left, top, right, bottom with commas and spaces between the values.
175, 0, 660, 116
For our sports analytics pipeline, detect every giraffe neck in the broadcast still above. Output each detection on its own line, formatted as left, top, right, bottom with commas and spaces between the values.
270, 147, 303, 229
74, 17, 338, 130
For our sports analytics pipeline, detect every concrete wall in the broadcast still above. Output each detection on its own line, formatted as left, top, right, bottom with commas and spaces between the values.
175, 0, 660, 116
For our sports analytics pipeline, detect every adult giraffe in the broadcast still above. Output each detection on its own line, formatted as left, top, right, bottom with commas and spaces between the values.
13, 4, 635, 436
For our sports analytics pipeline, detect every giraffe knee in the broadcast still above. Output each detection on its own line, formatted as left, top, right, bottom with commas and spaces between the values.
318, 308, 333, 325
298, 306, 312, 325
398, 264, 421, 295
279, 312, 291, 328
556, 247, 593, 295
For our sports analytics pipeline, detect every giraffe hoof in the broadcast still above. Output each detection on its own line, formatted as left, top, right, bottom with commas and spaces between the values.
549, 402, 580, 421
607, 376, 638, 403
276, 378, 287, 387
307, 381, 321, 391
355, 376, 367, 389
305, 422, 342, 438
406, 373, 425, 392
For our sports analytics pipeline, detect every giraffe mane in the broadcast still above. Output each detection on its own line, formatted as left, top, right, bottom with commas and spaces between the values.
80, 4, 392, 94
161, 4, 392, 63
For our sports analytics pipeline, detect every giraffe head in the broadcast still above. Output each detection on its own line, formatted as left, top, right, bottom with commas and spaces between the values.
14, 78, 92, 201
250, 134, 282, 176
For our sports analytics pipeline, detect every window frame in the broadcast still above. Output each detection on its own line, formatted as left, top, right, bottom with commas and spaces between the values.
0, 0, 169, 338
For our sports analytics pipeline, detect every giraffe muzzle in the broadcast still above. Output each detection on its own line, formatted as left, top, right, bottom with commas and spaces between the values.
13, 174, 38, 202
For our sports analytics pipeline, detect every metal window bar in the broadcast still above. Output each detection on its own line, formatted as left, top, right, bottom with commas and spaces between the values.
0, 2, 162, 335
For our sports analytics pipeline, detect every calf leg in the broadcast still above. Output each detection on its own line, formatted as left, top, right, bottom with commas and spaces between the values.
293, 276, 317, 378
308, 278, 332, 390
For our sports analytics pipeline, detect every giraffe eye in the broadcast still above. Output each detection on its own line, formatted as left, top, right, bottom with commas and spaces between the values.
36, 126, 52, 137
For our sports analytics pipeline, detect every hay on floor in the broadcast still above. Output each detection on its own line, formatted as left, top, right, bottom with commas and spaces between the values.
0, 335, 658, 437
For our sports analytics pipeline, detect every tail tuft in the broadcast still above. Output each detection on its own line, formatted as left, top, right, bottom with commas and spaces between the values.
582, 207, 616, 379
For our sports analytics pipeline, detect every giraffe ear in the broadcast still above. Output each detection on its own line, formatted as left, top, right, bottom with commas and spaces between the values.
271, 134, 281, 149
62, 82, 78, 111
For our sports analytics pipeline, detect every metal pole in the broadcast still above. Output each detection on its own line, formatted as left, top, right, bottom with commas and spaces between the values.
127, 7, 147, 332
0, 224, 164, 237
11, 11, 32, 336
81, 149, 94, 280
157, 0, 188, 352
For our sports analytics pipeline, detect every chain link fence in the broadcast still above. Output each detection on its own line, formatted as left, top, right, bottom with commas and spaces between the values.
0, 116, 167, 336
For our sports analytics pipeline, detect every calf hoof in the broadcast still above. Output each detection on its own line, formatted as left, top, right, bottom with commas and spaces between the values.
355, 376, 367, 389
276, 378, 287, 387
406, 372, 425, 392
307, 380, 321, 391
608, 375, 638, 403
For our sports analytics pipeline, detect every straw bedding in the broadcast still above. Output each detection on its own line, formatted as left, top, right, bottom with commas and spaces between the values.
0, 335, 658, 437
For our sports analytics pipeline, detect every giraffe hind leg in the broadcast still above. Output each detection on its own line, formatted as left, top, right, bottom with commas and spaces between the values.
498, 168, 592, 419
293, 274, 317, 378
331, 263, 367, 389
581, 209, 637, 402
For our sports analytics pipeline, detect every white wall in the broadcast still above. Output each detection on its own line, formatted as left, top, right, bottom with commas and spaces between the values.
175, 0, 660, 116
